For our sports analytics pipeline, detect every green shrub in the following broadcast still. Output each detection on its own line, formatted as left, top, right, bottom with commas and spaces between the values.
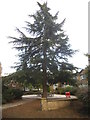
58, 86, 77, 95
2, 85, 23, 104
11, 89, 23, 99
2, 87, 14, 104
76, 86, 89, 110
55, 88, 58, 94
47, 85, 50, 92
58, 87, 64, 94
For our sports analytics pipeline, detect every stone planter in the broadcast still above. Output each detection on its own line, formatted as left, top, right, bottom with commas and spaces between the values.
41, 95, 78, 111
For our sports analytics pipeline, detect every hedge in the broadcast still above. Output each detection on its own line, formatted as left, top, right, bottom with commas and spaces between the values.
56, 86, 77, 95
2, 85, 23, 104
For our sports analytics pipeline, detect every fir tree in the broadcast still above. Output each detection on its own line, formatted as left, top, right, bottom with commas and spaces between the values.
9, 2, 76, 98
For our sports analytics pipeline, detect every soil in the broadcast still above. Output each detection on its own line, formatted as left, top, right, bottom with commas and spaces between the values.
2, 99, 88, 118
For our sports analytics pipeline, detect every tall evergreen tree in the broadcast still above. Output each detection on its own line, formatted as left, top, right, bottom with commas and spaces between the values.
9, 2, 76, 98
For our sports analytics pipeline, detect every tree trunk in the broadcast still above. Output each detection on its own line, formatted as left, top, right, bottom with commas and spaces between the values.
42, 44, 47, 98
42, 62, 47, 98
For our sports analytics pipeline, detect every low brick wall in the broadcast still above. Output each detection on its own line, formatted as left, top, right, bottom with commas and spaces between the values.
41, 97, 77, 111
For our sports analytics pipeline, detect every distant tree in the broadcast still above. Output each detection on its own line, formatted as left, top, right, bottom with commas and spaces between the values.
9, 2, 76, 98
56, 70, 76, 86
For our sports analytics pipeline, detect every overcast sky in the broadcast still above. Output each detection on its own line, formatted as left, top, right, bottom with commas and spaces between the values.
0, 0, 89, 76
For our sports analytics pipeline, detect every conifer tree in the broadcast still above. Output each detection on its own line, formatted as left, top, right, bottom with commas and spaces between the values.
9, 2, 76, 98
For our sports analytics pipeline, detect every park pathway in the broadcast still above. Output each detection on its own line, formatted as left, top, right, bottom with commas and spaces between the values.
2, 98, 31, 109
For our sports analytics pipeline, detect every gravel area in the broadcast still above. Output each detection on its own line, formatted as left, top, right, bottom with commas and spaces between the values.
2, 97, 88, 118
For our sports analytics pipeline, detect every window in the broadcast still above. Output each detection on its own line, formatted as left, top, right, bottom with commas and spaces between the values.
80, 74, 86, 80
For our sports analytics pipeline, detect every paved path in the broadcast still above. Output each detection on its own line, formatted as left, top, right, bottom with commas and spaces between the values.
2, 99, 32, 109
22, 94, 78, 99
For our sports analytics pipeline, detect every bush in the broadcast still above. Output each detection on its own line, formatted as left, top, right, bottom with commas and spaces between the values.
2, 85, 23, 104
76, 85, 89, 115
2, 87, 14, 104
11, 89, 23, 99
47, 85, 50, 92
2, 86, 14, 104
58, 86, 77, 95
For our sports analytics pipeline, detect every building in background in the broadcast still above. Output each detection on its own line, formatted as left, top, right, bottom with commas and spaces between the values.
76, 69, 88, 86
